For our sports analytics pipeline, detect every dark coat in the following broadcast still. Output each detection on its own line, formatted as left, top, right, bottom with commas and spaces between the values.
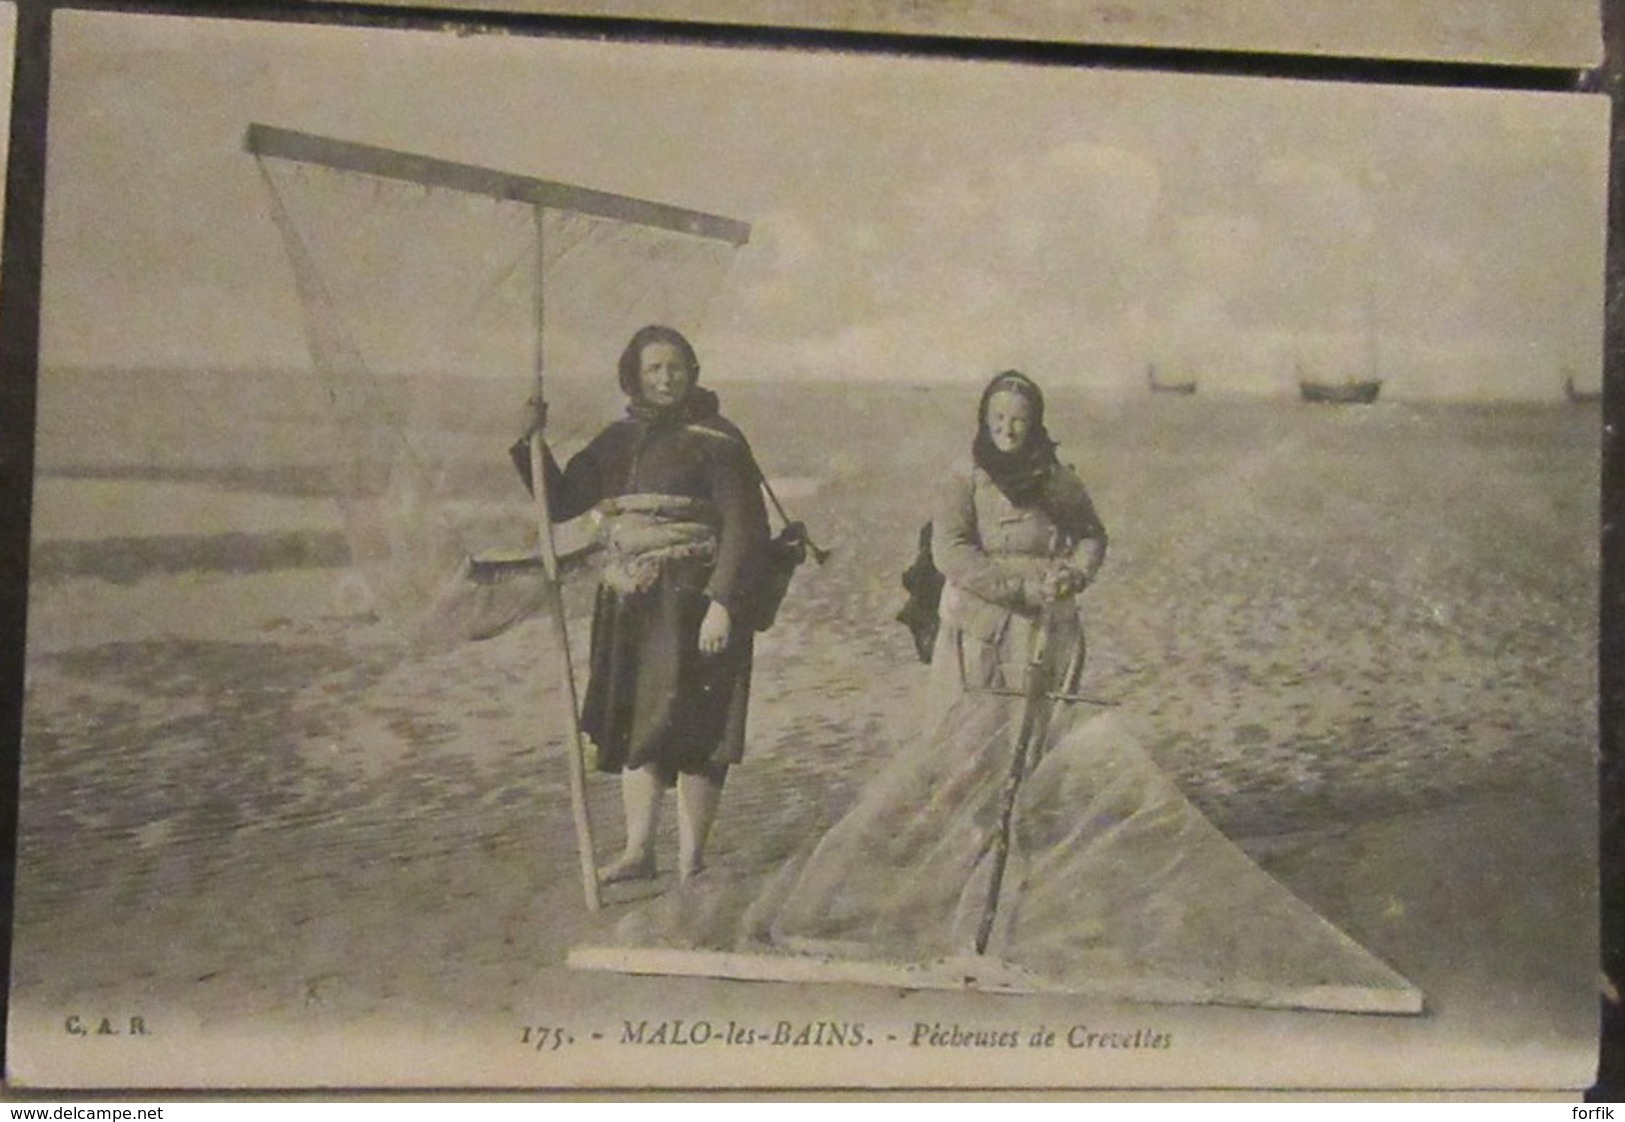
513, 389, 769, 779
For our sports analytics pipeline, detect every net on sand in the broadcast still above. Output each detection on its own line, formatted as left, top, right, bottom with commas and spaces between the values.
583, 703, 1423, 1013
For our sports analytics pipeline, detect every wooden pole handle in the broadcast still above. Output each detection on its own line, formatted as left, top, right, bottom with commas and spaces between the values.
530, 433, 601, 913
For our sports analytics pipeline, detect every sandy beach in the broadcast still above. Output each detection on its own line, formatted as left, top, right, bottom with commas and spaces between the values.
7, 374, 1600, 1090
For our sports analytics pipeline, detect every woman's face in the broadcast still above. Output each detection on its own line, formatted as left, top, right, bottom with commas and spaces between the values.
985, 389, 1034, 453
637, 341, 696, 409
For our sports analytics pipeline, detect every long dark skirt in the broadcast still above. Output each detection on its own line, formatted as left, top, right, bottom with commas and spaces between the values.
580, 576, 753, 781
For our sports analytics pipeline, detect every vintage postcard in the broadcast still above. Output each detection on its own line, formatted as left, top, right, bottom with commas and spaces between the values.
285, 0, 1603, 70
6, 10, 1605, 1091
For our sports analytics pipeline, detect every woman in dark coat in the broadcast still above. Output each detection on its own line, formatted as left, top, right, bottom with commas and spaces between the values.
517, 324, 770, 885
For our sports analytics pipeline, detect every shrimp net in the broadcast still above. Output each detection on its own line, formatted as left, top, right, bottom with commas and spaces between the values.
578, 638, 1424, 1013
249, 126, 745, 644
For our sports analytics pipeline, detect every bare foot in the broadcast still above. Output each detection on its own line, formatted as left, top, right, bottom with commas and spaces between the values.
597, 855, 657, 885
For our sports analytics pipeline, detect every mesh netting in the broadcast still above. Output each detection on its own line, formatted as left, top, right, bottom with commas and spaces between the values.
597, 613, 1422, 1012
604, 703, 1422, 1011
253, 144, 741, 640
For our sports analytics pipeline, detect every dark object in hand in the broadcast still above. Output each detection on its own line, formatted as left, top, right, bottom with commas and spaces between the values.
745, 521, 810, 633
896, 522, 945, 663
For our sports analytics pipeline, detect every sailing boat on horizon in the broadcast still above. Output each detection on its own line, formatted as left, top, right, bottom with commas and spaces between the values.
1300, 280, 1384, 405
1146, 363, 1198, 396
1299, 369, 1383, 404
1563, 371, 1600, 404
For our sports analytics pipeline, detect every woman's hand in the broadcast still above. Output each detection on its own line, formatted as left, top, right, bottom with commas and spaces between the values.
1040, 563, 1088, 601
699, 600, 733, 655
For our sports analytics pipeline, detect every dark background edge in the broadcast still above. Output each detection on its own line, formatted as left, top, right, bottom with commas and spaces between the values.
0, 0, 1612, 1099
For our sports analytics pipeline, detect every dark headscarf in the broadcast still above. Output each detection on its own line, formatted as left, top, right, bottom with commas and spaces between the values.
619, 324, 701, 396
618, 324, 717, 427
971, 370, 1059, 507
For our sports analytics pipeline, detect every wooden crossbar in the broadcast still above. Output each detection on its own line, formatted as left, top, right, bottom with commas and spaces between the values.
566, 946, 1426, 1014
244, 123, 751, 246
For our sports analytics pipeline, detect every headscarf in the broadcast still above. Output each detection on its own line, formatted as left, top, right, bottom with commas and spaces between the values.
618, 324, 719, 429
971, 370, 1059, 507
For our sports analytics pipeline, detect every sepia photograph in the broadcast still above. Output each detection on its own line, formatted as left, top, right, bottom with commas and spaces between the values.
5, 9, 1607, 1090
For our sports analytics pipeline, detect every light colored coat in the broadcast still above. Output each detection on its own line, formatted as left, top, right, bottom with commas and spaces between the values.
931, 461, 1106, 692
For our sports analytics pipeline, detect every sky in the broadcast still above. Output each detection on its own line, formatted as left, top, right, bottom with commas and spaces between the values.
42, 10, 1610, 400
